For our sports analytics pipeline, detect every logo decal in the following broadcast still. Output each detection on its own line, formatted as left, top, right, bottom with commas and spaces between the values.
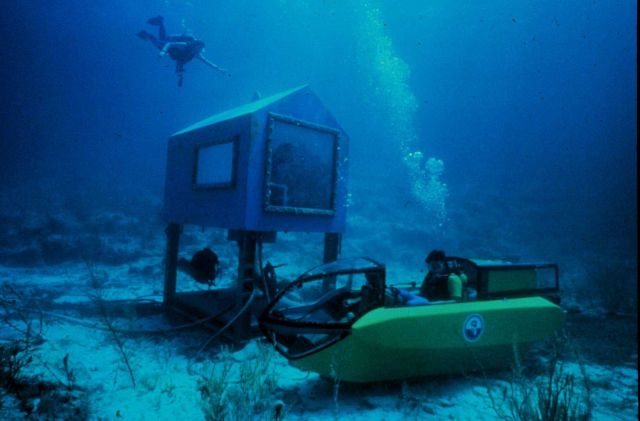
463, 314, 484, 342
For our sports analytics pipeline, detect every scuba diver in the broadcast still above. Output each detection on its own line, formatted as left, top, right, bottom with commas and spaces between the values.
419, 249, 468, 302
136, 15, 230, 86
178, 248, 220, 286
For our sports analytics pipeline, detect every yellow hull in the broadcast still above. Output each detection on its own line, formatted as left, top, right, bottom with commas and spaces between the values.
292, 296, 565, 382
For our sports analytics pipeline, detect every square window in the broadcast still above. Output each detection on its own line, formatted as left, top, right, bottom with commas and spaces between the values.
265, 114, 338, 215
193, 140, 236, 188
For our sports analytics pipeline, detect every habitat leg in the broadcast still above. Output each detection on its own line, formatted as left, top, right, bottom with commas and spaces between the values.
323, 233, 342, 263
234, 231, 258, 341
322, 233, 342, 292
163, 223, 181, 305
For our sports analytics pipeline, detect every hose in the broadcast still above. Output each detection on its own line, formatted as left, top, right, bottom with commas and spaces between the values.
7, 300, 235, 335
195, 288, 258, 355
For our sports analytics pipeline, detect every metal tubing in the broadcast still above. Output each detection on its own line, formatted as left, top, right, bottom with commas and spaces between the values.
234, 231, 258, 340
163, 223, 181, 305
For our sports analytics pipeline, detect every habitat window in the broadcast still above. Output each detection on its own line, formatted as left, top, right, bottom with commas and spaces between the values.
265, 113, 338, 215
193, 139, 236, 189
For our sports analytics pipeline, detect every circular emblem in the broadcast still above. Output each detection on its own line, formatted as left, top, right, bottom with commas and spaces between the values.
463, 314, 484, 342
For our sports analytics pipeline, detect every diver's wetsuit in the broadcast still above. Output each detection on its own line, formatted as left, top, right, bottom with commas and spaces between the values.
164, 34, 203, 77
137, 16, 211, 86
420, 265, 467, 302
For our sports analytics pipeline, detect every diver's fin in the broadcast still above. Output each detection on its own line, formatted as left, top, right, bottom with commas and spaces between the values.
136, 30, 151, 40
147, 15, 164, 26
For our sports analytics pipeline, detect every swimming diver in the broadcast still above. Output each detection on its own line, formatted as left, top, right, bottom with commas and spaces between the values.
137, 15, 230, 86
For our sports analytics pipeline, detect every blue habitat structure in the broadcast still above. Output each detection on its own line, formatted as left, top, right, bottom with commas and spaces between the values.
164, 85, 349, 232
163, 85, 349, 338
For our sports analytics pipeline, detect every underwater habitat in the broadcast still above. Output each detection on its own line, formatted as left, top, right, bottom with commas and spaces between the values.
1, 0, 637, 419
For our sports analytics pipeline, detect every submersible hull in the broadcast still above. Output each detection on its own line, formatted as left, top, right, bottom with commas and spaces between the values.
260, 257, 565, 383
290, 296, 565, 383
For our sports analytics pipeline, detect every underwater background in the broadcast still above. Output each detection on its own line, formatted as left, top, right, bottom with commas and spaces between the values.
0, 0, 637, 419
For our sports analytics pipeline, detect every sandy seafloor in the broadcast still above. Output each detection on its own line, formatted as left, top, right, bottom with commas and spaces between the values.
0, 184, 637, 420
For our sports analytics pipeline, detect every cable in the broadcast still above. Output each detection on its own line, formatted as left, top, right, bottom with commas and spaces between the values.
8, 302, 235, 335
195, 288, 258, 356
2, 238, 265, 345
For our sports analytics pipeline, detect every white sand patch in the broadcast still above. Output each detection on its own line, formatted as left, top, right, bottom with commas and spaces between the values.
2, 262, 637, 420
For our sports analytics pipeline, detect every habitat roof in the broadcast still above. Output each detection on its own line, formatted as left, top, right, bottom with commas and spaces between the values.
172, 85, 308, 136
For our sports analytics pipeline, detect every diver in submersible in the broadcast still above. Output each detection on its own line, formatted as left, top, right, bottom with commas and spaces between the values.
420, 249, 468, 302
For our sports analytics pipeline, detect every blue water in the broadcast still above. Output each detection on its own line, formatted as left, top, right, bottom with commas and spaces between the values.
0, 2, 637, 418
0, 0, 636, 273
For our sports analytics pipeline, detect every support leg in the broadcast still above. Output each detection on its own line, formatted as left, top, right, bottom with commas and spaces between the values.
323, 233, 342, 264
322, 233, 342, 292
234, 231, 258, 340
163, 223, 181, 305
